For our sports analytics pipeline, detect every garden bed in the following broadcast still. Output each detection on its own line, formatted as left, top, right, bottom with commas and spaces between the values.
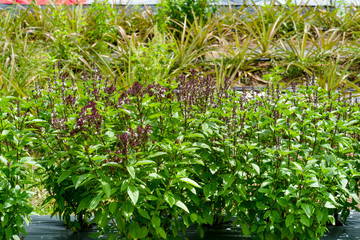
23, 211, 360, 239
2, 1, 360, 239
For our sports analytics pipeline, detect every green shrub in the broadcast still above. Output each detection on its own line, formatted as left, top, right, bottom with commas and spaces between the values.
31, 68, 360, 239
0, 97, 39, 240
156, 0, 218, 32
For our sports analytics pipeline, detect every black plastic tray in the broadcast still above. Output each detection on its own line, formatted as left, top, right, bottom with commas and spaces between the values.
23, 211, 360, 239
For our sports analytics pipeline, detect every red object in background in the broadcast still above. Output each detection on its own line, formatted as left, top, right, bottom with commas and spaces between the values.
0, 0, 87, 4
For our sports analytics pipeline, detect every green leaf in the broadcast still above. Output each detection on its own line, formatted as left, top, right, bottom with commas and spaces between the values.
152, 215, 161, 228
285, 214, 294, 227
89, 194, 102, 211
0, 156, 7, 165
57, 171, 71, 184
121, 202, 134, 220
76, 196, 91, 214
180, 178, 201, 188
203, 184, 214, 198
241, 222, 250, 237
1, 130, 9, 136
149, 113, 164, 119
316, 209, 326, 222
105, 131, 115, 138
148, 152, 167, 158
277, 198, 288, 207
121, 179, 130, 192
251, 163, 260, 175
75, 174, 88, 189
301, 203, 313, 218
129, 221, 140, 239
292, 162, 303, 172
135, 160, 155, 166
157, 227, 167, 239
350, 193, 360, 204
164, 192, 175, 207
201, 123, 213, 136
139, 226, 149, 238
193, 142, 210, 149
138, 208, 150, 220
190, 213, 198, 222
109, 202, 117, 214
20, 157, 38, 166
101, 181, 111, 198
223, 174, 235, 189
6, 226, 12, 239
127, 185, 139, 205
300, 215, 310, 227
25, 119, 47, 124
12, 235, 21, 240
127, 166, 136, 179
175, 201, 189, 213
325, 201, 336, 208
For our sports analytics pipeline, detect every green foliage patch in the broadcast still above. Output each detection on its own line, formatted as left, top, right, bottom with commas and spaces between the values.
14, 69, 359, 239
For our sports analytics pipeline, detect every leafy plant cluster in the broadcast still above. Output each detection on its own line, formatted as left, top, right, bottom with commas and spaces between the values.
0, 97, 40, 240
3, 2, 360, 97
6, 68, 356, 240
4, 1, 360, 239
156, 0, 217, 32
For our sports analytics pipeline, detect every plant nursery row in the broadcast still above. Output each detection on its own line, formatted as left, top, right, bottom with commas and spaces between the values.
2, 0, 360, 239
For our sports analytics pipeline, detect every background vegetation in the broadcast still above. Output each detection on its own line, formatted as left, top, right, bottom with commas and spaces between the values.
2, 0, 360, 239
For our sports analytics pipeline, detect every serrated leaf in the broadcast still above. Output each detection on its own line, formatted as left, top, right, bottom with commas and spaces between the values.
127, 186, 139, 205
